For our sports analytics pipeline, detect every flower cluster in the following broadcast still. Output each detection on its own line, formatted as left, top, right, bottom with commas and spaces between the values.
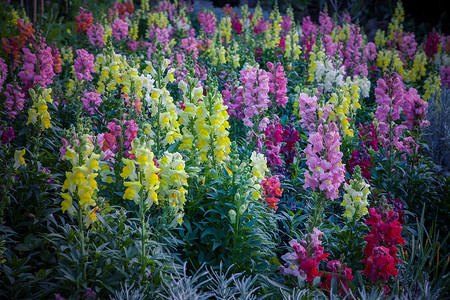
267, 62, 288, 107
319, 260, 353, 295
158, 151, 188, 225
341, 165, 370, 219
3, 84, 25, 119
18, 43, 55, 90
297, 93, 332, 133
0, 126, 15, 144
60, 133, 100, 226
374, 72, 407, 152
280, 228, 330, 283
87, 23, 104, 48
198, 11, 216, 37
304, 122, 345, 200
402, 88, 429, 132
121, 138, 160, 210
81, 91, 102, 115
235, 66, 272, 127
361, 207, 405, 292
112, 19, 129, 40
98, 118, 138, 161
74, 49, 95, 82
0, 58, 8, 92
75, 9, 93, 34
260, 175, 283, 211
27, 86, 53, 130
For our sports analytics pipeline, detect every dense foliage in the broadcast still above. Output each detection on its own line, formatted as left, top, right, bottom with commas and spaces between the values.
0, 1, 449, 299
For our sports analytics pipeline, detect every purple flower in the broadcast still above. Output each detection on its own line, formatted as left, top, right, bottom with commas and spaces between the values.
74, 49, 95, 82
112, 19, 129, 40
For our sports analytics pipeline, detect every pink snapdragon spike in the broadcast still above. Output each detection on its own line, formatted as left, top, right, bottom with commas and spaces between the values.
281, 16, 291, 34
403, 88, 429, 131
4, 84, 25, 119
280, 228, 330, 283
197, 11, 216, 36
297, 93, 333, 133
441, 65, 450, 89
0, 58, 7, 93
342, 25, 368, 77
0, 126, 15, 144
267, 62, 288, 107
81, 91, 102, 115
263, 120, 284, 168
318, 11, 334, 35
18, 43, 55, 90
235, 67, 272, 127
253, 18, 269, 35
158, 1, 176, 20
304, 122, 345, 200
425, 32, 441, 59
112, 19, 129, 40
319, 260, 353, 295
363, 42, 377, 61
301, 16, 317, 58
231, 14, 242, 34
74, 49, 95, 82
361, 207, 405, 294
149, 25, 171, 47
374, 72, 407, 152
87, 23, 104, 47
261, 175, 283, 211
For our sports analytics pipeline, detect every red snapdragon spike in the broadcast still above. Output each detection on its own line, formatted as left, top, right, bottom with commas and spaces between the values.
361, 207, 405, 290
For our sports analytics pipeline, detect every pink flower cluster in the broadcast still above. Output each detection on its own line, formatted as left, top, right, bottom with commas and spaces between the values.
197, 11, 216, 36
18, 43, 55, 90
4, 84, 25, 119
403, 88, 429, 131
304, 122, 345, 200
319, 260, 353, 295
87, 23, 104, 47
0, 126, 15, 144
0, 58, 8, 92
397, 32, 417, 61
361, 208, 405, 292
97, 118, 138, 161
112, 19, 129, 40
280, 228, 330, 283
236, 67, 272, 127
374, 73, 407, 151
425, 32, 441, 59
253, 18, 268, 35
81, 91, 102, 115
297, 93, 333, 133
267, 62, 288, 107
301, 16, 317, 58
74, 49, 95, 82
148, 25, 171, 48
261, 175, 283, 211
441, 65, 450, 89
258, 119, 299, 173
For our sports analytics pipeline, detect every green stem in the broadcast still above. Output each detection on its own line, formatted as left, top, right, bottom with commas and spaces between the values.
139, 171, 146, 280
77, 205, 86, 288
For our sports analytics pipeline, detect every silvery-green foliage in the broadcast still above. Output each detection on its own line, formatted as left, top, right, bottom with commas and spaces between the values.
158, 263, 212, 300
206, 262, 240, 299
424, 86, 450, 172
110, 282, 145, 300
280, 287, 325, 300
232, 274, 260, 300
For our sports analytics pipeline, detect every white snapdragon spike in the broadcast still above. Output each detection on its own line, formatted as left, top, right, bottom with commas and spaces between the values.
352, 76, 371, 98
139, 74, 155, 105
433, 52, 450, 69
314, 56, 346, 94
